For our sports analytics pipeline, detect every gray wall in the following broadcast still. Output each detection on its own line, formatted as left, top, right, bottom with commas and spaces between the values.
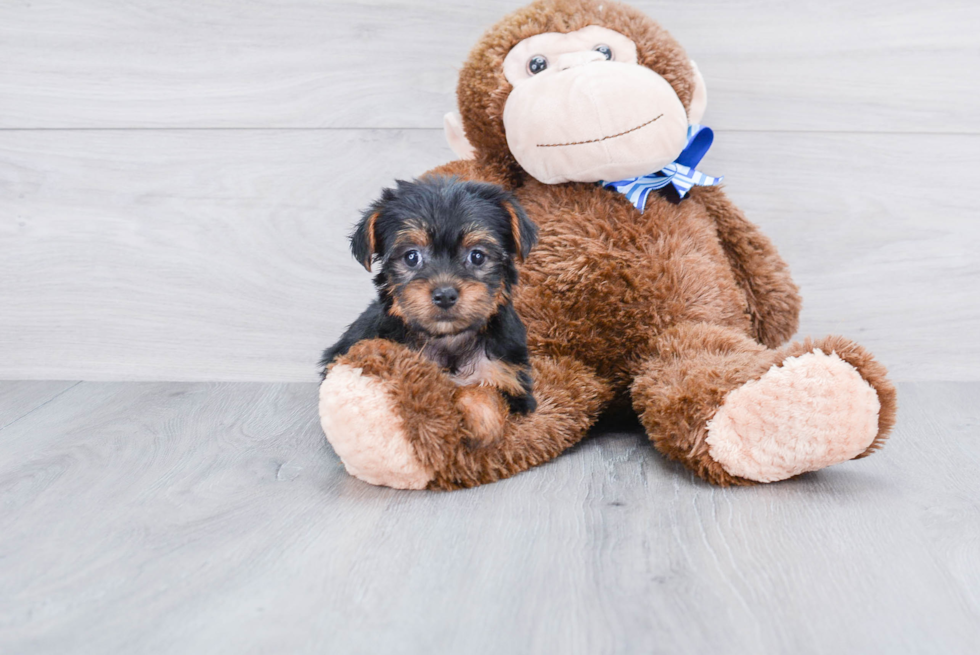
1, 0, 978, 382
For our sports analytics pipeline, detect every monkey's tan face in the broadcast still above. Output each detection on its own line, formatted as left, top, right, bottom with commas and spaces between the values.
501, 26, 691, 185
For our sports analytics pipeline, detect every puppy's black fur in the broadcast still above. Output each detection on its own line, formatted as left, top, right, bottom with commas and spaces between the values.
320, 176, 539, 414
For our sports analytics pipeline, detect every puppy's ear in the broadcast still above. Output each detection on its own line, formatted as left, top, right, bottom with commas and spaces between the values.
350, 188, 395, 271
350, 210, 379, 271
502, 197, 538, 262
463, 181, 538, 261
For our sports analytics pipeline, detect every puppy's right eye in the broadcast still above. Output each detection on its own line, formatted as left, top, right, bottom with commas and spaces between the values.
404, 250, 422, 268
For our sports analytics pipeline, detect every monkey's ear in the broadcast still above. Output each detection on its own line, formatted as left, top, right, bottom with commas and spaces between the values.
688, 61, 708, 125
502, 198, 538, 262
444, 111, 476, 160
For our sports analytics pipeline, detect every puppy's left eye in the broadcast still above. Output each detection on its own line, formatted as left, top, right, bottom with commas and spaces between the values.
468, 249, 486, 266
404, 250, 422, 268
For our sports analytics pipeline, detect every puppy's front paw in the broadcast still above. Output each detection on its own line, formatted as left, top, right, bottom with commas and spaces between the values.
504, 391, 537, 415
319, 364, 433, 489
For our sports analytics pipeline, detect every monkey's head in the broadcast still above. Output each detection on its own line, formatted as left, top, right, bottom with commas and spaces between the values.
444, 0, 707, 186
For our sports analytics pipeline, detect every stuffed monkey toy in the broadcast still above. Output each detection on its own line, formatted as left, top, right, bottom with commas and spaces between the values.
319, 0, 896, 490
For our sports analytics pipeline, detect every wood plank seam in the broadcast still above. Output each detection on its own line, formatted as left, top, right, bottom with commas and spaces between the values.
0, 381, 82, 432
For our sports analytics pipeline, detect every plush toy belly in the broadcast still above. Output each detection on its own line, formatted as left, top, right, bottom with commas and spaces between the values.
513, 184, 751, 383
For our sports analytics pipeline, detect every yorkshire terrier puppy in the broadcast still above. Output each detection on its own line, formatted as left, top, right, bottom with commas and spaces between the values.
321, 176, 539, 415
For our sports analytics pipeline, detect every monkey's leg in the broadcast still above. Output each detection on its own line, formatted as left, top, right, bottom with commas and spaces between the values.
319, 339, 612, 490
629, 323, 897, 485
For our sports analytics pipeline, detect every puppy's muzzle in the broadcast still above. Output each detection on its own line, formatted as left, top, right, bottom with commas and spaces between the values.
431, 286, 459, 309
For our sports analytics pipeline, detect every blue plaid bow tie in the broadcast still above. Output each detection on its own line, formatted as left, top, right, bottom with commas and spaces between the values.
601, 124, 723, 212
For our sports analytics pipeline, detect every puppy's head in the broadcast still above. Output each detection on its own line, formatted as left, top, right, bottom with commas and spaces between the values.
350, 177, 537, 336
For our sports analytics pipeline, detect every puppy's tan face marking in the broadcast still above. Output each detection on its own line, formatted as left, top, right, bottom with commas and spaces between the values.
393, 223, 430, 249
461, 227, 499, 251
393, 276, 496, 336
382, 220, 509, 336
448, 279, 496, 332
391, 279, 432, 328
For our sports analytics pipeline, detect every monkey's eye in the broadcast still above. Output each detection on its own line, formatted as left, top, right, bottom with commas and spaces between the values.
527, 55, 548, 75
594, 44, 613, 60
403, 250, 422, 268
468, 249, 486, 266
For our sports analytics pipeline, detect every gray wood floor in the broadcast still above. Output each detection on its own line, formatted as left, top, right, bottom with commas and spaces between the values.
1, 380, 977, 654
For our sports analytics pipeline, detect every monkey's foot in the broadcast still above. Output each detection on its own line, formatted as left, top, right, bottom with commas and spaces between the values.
705, 345, 891, 483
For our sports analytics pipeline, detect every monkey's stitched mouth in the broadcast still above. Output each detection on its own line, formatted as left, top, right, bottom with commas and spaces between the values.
536, 114, 663, 148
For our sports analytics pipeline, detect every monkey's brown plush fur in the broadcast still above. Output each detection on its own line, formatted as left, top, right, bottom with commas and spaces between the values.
319, 0, 896, 490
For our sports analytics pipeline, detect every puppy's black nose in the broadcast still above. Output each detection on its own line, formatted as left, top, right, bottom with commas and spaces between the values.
431, 286, 459, 309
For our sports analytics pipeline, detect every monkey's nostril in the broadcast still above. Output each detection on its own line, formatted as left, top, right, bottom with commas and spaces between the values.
431, 286, 459, 309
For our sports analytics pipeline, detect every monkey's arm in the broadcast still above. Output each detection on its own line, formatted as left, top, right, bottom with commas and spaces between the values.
691, 186, 802, 348
320, 339, 610, 489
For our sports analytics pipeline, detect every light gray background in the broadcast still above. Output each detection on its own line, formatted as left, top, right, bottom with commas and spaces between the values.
2, 0, 978, 382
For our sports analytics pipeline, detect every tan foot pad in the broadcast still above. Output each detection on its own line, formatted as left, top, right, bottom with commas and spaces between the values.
319, 364, 433, 490
705, 350, 880, 483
